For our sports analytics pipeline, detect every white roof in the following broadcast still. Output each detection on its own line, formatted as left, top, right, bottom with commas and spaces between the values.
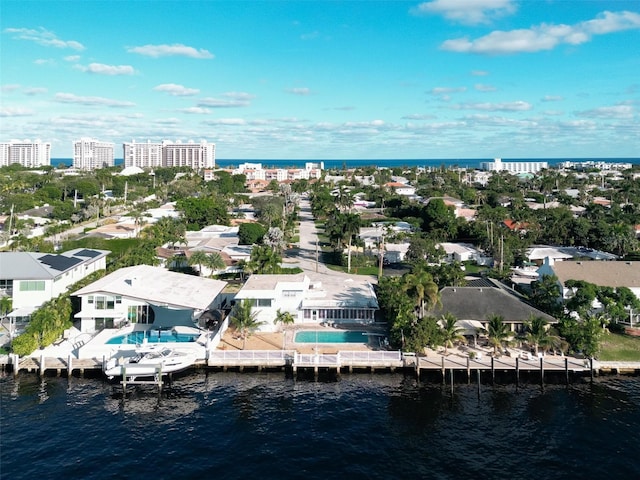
73, 265, 226, 310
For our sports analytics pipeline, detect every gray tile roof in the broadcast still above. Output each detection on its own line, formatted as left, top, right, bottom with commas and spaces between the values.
429, 283, 556, 324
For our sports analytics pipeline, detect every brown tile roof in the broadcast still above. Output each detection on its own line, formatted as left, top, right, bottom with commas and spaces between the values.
551, 260, 640, 288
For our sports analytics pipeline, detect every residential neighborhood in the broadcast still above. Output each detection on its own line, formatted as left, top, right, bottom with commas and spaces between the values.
1, 157, 639, 369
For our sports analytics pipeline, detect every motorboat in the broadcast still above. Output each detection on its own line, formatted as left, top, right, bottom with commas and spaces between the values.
104, 346, 196, 379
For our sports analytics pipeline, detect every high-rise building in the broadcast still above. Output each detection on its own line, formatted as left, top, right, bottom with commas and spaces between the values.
122, 140, 163, 168
0, 139, 51, 168
122, 139, 215, 170
162, 140, 215, 169
480, 158, 548, 174
73, 138, 115, 170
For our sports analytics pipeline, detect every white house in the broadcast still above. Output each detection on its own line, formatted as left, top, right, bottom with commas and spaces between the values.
437, 243, 488, 264
233, 273, 379, 332
0, 249, 109, 320
72, 265, 227, 333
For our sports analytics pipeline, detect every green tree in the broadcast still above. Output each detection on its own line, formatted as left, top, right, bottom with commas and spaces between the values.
238, 222, 266, 245
274, 309, 295, 326
188, 250, 209, 276
529, 274, 562, 317
523, 315, 561, 355
439, 313, 465, 355
402, 269, 439, 319
176, 196, 229, 230
248, 245, 281, 274
205, 252, 226, 276
486, 314, 511, 355
230, 300, 265, 349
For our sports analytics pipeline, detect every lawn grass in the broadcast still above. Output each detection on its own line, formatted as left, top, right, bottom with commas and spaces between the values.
599, 333, 640, 361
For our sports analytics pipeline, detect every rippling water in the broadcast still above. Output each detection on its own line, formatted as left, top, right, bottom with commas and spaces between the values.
2, 372, 639, 480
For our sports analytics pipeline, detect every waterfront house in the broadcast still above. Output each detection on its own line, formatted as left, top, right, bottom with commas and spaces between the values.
427, 278, 556, 333
0, 248, 109, 322
72, 264, 227, 333
233, 273, 379, 332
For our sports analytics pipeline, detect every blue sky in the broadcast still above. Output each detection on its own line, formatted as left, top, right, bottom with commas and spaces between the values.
1, 0, 639, 159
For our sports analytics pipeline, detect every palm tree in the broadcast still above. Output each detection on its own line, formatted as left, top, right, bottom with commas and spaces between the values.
524, 315, 561, 355
402, 270, 439, 319
248, 245, 281, 274
274, 309, 295, 327
439, 313, 465, 355
205, 252, 226, 277
230, 300, 265, 349
342, 213, 360, 273
486, 314, 511, 356
188, 250, 209, 276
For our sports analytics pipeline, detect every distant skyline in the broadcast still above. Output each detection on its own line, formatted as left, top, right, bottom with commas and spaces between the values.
1, 0, 639, 159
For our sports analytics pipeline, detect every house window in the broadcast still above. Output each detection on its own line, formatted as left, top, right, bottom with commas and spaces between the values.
95, 296, 106, 309
19, 281, 45, 292
88, 296, 94, 304
257, 299, 272, 307
283, 290, 301, 297
303, 309, 310, 319
115, 296, 122, 304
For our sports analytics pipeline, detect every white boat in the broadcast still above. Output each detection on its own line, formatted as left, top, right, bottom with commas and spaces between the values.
104, 346, 196, 379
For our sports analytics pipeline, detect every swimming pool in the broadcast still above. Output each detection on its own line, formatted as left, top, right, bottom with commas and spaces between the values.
294, 330, 370, 344
106, 330, 199, 345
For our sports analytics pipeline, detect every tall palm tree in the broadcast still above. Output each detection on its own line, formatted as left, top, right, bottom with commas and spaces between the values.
342, 213, 360, 273
402, 270, 439, 319
188, 250, 209, 276
230, 300, 265, 349
439, 313, 465, 355
486, 314, 511, 356
205, 252, 226, 277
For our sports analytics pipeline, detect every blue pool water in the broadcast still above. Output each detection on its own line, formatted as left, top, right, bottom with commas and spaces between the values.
295, 330, 369, 343
106, 330, 199, 345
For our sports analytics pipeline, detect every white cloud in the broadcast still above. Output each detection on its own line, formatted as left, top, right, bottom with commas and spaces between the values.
402, 114, 437, 120
454, 101, 532, 111
411, 0, 516, 25
198, 92, 255, 108
576, 104, 634, 119
441, 10, 640, 54
154, 83, 200, 96
430, 86, 467, 95
287, 87, 311, 95
475, 84, 497, 92
3, 27, 85, 50
542, 95, 564, 102
204, 118, 247, 125
177, 107, 211, 114
0, 107, 35, 117
127, 43, 214, 59
64, 55, 80, 62
23, 87, 48, 95
34, 58, 55, 66
75, 63, 136, 75
1, 84, 21, 92
463, 114, 536, 127
55, 92, 135, 107
471, 70, 489, 76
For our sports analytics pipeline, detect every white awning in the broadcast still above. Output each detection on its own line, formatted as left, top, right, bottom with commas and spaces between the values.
7, 306, 38, 318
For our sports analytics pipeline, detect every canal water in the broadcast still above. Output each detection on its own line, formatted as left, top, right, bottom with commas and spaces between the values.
1, 371, 638, 479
